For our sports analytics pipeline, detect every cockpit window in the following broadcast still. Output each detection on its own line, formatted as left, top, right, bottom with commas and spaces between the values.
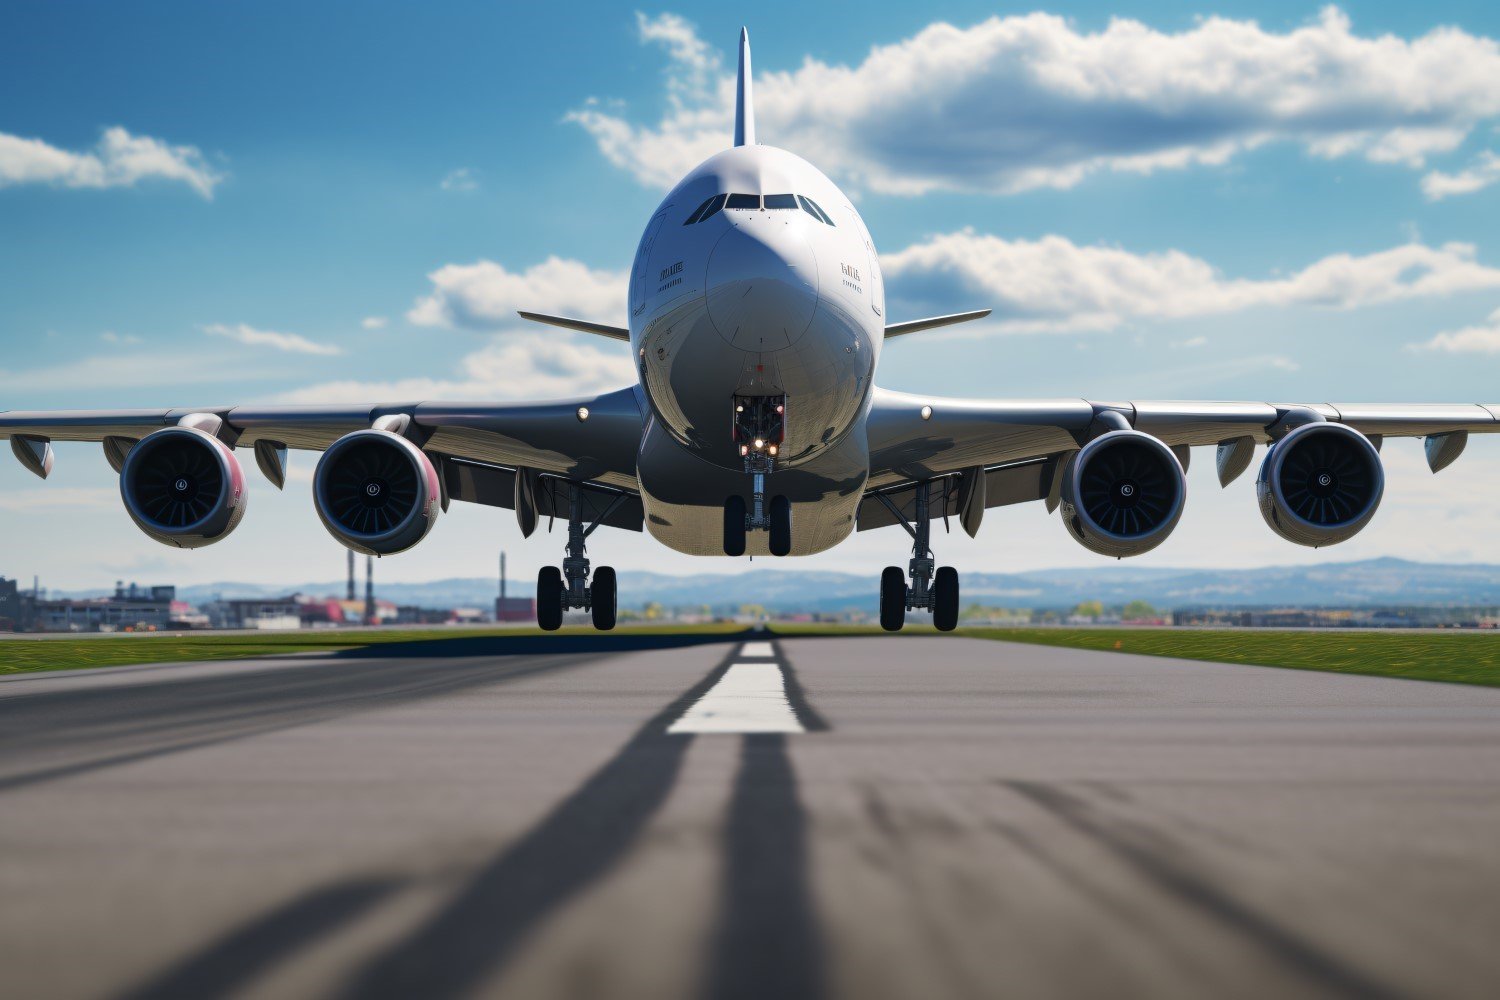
683, 195, 717, 226
725, 193, 760, 210
799, 195, 835, 226
698, 193, 726, 222
763, 193, 797, 209
683, 193, 725, 225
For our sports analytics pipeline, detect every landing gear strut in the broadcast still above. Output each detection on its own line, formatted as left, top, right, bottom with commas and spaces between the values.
724, 394, 791, 557
536, 481, 621, 631
876, 479, 960, 632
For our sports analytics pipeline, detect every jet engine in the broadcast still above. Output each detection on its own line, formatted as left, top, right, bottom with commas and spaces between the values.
119, 426, 248, 548
1257, 422, 1383, 547
1059, 430, 1186, 557
313, 429, 441, 555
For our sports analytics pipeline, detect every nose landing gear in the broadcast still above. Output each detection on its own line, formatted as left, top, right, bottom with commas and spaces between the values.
536, 480, 623, 631
875, 479, 960, 632
723, 394, 792, 556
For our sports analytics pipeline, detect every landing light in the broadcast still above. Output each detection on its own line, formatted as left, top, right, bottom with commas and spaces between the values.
576, 406, 590, 422
753, 438, 765, 450
768, 444, 778, 456
740, 445, 749, 456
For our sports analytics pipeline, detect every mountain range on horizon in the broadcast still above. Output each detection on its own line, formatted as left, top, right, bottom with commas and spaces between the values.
41, 557, 1500, 614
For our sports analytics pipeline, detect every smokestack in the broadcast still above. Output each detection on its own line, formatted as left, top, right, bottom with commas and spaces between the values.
347, 549, 356, 602
500, 551, 506, 601
364, 554, 374, 626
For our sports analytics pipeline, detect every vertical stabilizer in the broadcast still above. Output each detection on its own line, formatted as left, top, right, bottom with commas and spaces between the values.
734, 28, 755, 147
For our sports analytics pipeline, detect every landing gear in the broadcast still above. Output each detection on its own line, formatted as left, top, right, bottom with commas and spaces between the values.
536, 480, 626, 632
874, 479, 961, 632
723, 394, 793, 556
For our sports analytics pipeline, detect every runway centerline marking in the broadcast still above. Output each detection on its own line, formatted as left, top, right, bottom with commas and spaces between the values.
739, 641, 776, 658
666, 659, 803, 734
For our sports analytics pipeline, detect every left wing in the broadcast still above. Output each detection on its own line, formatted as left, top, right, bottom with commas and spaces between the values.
1, 386, 648, 545
861, 387, 1497, 538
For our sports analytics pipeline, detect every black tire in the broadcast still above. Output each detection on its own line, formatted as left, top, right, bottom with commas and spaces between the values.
933, 566, 960, 632
769, 495, 792, 557
880, 566, 907, 632
723, 495, 747, 556
591, 566, 617, 631
536, 566, 564, 632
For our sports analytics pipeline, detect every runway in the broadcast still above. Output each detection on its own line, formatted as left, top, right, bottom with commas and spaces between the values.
3, 633, 1500, 1000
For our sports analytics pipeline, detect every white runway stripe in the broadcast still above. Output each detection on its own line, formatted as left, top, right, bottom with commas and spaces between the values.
667, 662, 804, 734
739, 641, 776, 658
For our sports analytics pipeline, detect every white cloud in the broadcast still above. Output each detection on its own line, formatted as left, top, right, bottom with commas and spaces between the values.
0, 487, 119, 512
278, 334, 635, 403
202, 323, 342, 356
0, 353, 281, 393
0, 126, 222, 198
407, 256, 627, 330
360, 316, 388, 330
440, 167, 479, 192
1410, 307, 1500, 354
99, 331, 143, 345
572, 8, 1500, 195
884, 232, 1500, 334
1422, 151, 1500, 200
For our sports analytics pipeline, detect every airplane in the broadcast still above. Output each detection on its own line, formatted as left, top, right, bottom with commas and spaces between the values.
3, 29, 1498, 633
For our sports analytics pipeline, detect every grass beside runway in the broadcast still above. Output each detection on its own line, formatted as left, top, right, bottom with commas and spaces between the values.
0, 623, 747, 676
772, 624, 1500, 688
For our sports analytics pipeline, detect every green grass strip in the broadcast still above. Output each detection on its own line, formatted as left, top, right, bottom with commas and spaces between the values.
0, 623, 745, 676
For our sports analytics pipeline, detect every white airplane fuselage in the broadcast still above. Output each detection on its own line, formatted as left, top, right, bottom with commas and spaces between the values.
631, 144, 885, 555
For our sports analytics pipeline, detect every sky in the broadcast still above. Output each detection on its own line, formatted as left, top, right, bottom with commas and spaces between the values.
3, 0, 1500, 591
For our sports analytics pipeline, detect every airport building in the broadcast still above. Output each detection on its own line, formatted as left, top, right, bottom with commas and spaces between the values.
23, 582, 184, 633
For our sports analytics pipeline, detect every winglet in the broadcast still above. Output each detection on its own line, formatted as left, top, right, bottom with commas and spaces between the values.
734, 28, 755, 147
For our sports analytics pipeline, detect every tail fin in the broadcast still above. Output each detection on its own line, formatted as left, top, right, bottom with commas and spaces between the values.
734, 28, 755, 147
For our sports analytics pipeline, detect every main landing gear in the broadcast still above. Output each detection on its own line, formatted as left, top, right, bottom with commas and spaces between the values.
875, 479, 960, 632
536, 481, 621, 632
723, 394, 792, 557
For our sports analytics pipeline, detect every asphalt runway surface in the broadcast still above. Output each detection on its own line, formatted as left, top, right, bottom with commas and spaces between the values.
3, 633, 1500, 1000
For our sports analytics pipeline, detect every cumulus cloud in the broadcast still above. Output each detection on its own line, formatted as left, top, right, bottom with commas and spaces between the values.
407, 256, 627, 329
571, 8, 1500, 195
361, 316, 388, 330
0, 126, 222, 198
1410, 307, 1500, 354
440, 167, 479, 192
202, 322, 342, 356
1422, 151, 1500, 200
278, 334, 636, 403
884, 233, 1500, 334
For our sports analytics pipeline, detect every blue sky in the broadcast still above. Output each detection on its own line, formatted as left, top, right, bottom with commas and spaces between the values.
3, 1, 1500, 590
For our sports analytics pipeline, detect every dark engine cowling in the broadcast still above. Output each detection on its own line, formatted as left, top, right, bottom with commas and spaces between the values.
1059, 430, 1187, 558
1257, 422, 1383, 547
120, 426, 248, 548
313, 430, 441, 555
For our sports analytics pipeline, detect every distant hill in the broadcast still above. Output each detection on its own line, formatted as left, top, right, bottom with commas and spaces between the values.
48, 558, 1500, 614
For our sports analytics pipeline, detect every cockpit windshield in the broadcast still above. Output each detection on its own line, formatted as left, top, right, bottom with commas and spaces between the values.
683, 193, 836, 226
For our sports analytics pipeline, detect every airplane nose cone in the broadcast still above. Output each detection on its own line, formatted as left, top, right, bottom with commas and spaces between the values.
706, 219, 818, 351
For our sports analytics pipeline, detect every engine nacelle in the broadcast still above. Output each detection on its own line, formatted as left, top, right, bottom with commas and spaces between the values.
1257, 422, 1383, 547
120, 426, 248, 548
313, 429, 441, 555
1059, 430, 1186, 558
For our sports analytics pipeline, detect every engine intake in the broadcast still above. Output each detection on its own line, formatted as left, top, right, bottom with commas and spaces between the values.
120, 427, 248, 548
1059, 430, 1186, 557
1257, 422, 1383, 547
313, 430, 441, 555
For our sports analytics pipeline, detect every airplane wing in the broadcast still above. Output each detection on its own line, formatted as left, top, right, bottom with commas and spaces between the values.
861, 386, 1499, 538
0, 385, 648, 538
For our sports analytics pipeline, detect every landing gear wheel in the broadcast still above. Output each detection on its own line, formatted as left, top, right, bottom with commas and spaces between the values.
769, 495, 792, 557
723, 496, 747, 556
933, 566, 960, 632
880, 566, 907, 632
591, 566, 617, 631
537, 566, 565, 632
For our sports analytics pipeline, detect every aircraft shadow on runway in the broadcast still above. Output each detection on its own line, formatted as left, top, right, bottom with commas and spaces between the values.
114, 645, 826, 1000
